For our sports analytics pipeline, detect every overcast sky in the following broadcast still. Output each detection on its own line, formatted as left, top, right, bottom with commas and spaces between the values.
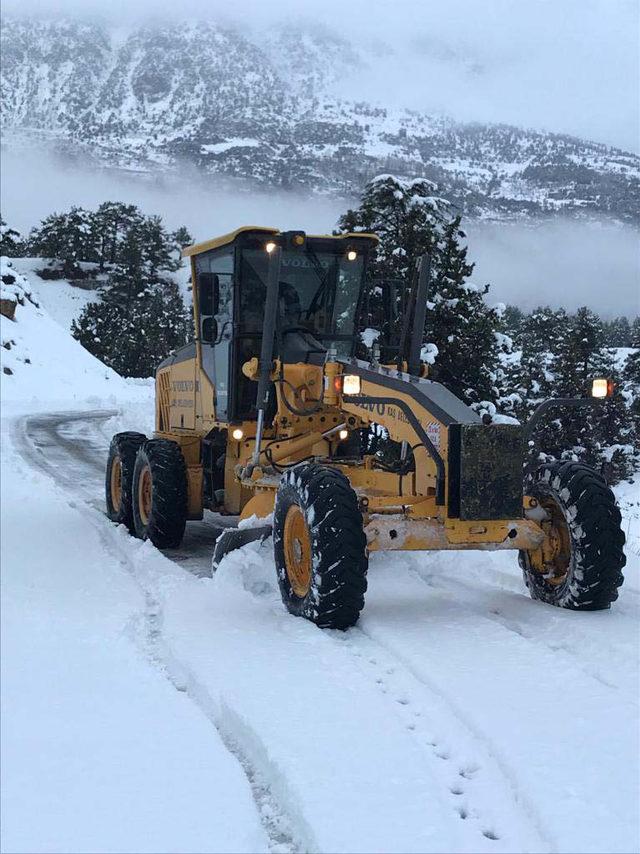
4, 0, 639, 152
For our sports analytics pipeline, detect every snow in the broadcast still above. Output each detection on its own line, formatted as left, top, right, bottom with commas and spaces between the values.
0, 453, 267, 854
1, 261, 639, 852
201, 138, 261, 155
1, 257, 149, 410
10, 256, 101, 330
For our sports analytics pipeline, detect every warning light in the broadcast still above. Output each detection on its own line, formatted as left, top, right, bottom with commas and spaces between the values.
342, 375, 361, 395
591, 378, 614, 398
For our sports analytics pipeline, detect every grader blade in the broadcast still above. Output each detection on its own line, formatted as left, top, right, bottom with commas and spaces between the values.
211, 524, 272, 572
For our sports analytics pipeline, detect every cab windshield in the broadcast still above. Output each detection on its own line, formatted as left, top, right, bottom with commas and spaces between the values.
240, 245, 365, 355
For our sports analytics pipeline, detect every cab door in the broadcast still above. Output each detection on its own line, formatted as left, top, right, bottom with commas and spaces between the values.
195, 249, 234, 423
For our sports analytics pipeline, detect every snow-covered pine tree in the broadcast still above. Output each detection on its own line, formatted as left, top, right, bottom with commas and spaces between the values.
336, 174, 501, 407
71, 281, 190, 378
90, 202, 143, 271
71, 209, 190, 377
512, 307, 568, 419
530, 307, 639, 482
502, 304, 525, 339
0, 217, 25, 256
172, 226, 193, 258
28, 207, 96, 276
602, 316, 632, 347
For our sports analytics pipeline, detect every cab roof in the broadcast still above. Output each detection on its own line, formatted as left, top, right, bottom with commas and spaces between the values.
182, 225, 379, 258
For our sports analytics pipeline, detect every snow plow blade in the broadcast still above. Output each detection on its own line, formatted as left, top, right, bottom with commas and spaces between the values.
211, 524, 272, 572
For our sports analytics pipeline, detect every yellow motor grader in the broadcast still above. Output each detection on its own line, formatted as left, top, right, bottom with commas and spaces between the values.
106, 226, 625, 628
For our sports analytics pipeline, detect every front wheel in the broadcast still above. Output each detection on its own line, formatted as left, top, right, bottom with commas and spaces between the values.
519, 461, 625, 610
132, 439, 188, 548
273, 463, 368, 629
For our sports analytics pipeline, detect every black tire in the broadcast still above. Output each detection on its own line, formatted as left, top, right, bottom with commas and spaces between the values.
519, 461, 625, 610
273, 463, 368, 629
105, 431, 146, 533
132, 439, 188, 548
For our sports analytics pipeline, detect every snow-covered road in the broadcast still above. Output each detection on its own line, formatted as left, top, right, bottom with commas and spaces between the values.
3, 408, 639, 854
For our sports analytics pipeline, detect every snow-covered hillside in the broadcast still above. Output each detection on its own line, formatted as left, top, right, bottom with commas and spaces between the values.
2, 17, 638, 223
1, 262, 638, 853
0, 256, 149, 408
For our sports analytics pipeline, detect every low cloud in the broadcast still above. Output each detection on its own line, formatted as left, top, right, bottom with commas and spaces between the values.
466, 219, 639, 318
2, 144, 638, 317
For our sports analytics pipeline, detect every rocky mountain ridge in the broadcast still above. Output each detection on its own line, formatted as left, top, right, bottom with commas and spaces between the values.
2, 17, 639, 223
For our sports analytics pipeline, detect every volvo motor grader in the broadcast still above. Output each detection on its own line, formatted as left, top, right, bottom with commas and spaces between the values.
106, 227, 625, 629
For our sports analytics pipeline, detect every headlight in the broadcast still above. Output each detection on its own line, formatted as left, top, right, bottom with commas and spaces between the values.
232, 428, 244, 440
591, 378, 614, 398
342, 375, 361, 395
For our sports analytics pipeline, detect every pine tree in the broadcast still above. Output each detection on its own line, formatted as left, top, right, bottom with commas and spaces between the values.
337, 175, 501, 406
0, 218, 24, 256
90, 202, 143, 271
426, 217, 501, 404
69, 205, 192, 377
72, 279, 190, 378
528, 307, 639, 481
28, 207, 96, 276
513, 307, 568, 421
172, 226, 193, 259
141, 215, 181, 278
602, 316, 632, 347
502, 304, 524, 340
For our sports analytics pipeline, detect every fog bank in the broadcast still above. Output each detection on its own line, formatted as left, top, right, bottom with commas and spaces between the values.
2, 145, 638, 317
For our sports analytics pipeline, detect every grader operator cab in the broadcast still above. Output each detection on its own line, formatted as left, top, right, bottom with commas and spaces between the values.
106, 226, 625, 629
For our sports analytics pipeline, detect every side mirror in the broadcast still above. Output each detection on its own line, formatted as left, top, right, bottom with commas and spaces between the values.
198, 272, 220, 317
202, 316, 218, 344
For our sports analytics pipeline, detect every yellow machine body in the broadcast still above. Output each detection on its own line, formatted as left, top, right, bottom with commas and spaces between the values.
153, 226, 545, 555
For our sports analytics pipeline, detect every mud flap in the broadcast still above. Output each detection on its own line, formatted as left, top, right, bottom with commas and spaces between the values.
211, 524, 273, 572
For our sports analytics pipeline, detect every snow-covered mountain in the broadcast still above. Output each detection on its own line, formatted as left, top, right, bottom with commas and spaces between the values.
2, 17, 639, 223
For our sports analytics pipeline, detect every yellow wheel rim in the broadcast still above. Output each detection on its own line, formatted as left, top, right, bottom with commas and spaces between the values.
138, 464, 152, 526
527, 494, 571, 585
110, 454, 122, 512
283, 504, 312, 598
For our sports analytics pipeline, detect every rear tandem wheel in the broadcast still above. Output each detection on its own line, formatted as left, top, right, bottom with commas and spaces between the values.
131, 439, 188, 548
105, 431, 147, 533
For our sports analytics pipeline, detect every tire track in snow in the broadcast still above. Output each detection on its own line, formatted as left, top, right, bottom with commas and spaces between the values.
329, 626, 550, 854
14, 411, 306, 854
94, 522, 304, 854
409, 559, 625, 691
229, 555, 548, 853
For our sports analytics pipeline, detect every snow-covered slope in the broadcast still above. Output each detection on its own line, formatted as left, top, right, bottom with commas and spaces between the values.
8, 257, 100, 330
0, 256, 149, 409
2, 17, 638, 223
